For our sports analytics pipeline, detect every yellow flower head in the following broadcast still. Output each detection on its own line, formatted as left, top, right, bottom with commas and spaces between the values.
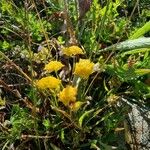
74, 59, 94, 79
59, 86, 77, 106
69, 101, 83, 112
36, 76, 61, 90
62, 46, 84, 56
44, 61, 64, 73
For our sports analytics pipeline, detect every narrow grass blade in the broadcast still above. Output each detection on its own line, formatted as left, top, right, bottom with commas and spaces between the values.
129, 21, 150, 39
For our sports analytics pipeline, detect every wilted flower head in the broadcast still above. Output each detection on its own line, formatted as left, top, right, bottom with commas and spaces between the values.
69, 101, 83, 112
44, 61, 64, 73
107, 94, 119, 105
36, 76, 61, 90
62, 46, 84, 56
59, 85, 77, 106
74, 59, 94, 79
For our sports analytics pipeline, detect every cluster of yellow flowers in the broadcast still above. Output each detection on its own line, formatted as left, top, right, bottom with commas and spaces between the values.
44, 61, 64, 73
59, 85, 83, 111
36, 76, 61, 90
62, 46, 84, 56
36, 46, 95, 111
74, 59, 94, 79
59, 86, 77, 106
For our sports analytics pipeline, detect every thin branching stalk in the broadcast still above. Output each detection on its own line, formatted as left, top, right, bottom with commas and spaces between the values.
21, 134, 54, 139
31, 0, 51, 51
0, 51, 32, 82
63, 0, 78, 45
129, 0, 140, 21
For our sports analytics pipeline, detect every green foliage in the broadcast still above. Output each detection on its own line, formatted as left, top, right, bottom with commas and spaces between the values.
9, 105, 35, 140
0, 0, 52, 46
79, 0, 128, 55
0, 0, 150, 149
1, 0, 13, 14
0, 41, 11, 51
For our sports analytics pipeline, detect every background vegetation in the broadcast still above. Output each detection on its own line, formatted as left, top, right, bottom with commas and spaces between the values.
0, 0, 150, 149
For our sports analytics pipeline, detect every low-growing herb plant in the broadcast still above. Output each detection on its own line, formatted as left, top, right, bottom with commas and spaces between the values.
0, 0, 150, 150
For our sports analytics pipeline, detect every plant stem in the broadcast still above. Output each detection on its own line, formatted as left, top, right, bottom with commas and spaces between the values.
0, 51, 32, 82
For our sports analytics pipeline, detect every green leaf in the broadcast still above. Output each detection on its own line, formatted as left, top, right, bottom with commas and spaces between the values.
121, 48, 150, 57
135, 69, 150, 76
43, 119, 51, 129
2, 41, 10, 50
101, 112, 114, 122
103, 78, 109, 92
60, 129, 65, 142
79, 109, 94, 127
130, 21, 150, 39
98, 37, 150, 53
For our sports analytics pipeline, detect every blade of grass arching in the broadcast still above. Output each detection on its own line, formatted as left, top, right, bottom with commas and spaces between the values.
121, 48, 150, 57
97, 37, 150, 53
129, 21, 150, 39
79, 109, 94, 127
135, 69, 150, 76
2, 140, 10, 150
